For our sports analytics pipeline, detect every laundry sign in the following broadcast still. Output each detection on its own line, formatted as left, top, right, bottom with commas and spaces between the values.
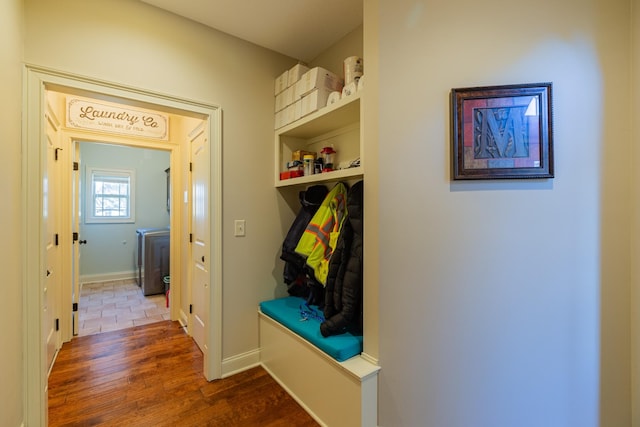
66, 97, 169, 140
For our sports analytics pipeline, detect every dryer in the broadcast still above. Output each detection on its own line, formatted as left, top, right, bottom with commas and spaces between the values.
136, 227, 170, 296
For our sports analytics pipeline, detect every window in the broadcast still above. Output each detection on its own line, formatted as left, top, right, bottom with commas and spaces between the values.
86, 167, 135, 223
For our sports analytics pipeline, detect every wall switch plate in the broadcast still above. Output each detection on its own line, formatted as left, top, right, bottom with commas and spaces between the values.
234, 220, 246, 237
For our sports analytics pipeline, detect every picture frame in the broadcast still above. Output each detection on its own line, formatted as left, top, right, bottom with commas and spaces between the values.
451, 82, 553, 180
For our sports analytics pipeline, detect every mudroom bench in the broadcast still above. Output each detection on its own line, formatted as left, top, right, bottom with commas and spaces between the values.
258, 296, 380, 427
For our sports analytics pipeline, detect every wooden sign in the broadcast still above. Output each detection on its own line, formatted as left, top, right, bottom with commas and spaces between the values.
66, 97, 168, 140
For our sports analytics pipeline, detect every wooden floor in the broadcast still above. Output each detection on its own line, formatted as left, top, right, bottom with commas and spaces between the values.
48, 320, 319, 427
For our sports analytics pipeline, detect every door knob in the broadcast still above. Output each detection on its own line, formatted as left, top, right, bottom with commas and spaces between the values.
79, 239, 87, 244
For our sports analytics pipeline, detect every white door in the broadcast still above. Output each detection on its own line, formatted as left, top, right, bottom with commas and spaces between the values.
44, 108, 62, 373
190, 122, 209, 354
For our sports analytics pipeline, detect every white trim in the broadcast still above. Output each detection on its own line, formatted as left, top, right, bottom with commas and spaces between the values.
209, 95, 224, 382
23, 65, 223, 426
178, 308, 189, 329
22, 64, 48, 427
79, 271, 137, 285
221, 350, 261, 378
359, 351, 379, 367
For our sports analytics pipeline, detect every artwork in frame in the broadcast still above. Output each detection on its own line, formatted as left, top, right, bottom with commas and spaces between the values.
451, 82, 554, 180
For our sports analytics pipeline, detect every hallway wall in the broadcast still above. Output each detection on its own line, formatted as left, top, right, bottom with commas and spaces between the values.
0, 0, 23, 425
24, 0, 296, 365
374, 0, 632, 426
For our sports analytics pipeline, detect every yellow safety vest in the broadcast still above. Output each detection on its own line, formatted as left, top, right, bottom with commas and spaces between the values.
295, 182, 348, 286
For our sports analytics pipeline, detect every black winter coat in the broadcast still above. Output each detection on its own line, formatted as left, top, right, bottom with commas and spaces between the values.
280, 185, 328, 297
321, 180, 363, 337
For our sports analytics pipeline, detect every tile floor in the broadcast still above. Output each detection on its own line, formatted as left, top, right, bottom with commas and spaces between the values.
78, 279, 170, 336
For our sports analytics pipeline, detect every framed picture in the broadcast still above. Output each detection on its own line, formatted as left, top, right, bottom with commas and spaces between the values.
451, 82, 553, 180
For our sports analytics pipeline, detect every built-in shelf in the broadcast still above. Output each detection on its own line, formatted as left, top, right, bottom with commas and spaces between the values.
275, 93, 363, 188
277, 93, 360, 138
275, 166, 363, 188
267, 68, 376, 427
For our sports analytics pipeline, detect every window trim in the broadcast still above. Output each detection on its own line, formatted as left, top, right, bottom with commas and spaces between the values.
85, 166, 136, 224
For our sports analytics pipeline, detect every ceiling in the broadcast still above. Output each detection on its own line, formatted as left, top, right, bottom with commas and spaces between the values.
140, 0, 363, 63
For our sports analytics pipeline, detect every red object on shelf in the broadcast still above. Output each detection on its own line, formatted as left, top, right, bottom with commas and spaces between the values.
321, 146, 336, 171
280, 170, 304, 180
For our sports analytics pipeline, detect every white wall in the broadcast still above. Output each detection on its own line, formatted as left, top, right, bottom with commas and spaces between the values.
310, 25, 363, 77
0, 1, 23, 426
375, 0, 631, 426
24, 0, 296, 365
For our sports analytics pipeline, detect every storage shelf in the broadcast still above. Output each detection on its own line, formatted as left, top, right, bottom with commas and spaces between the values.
268, 65, 375, 427
277, 93, 361, 139
275, 91, 363, 188
275, 166, 363, 188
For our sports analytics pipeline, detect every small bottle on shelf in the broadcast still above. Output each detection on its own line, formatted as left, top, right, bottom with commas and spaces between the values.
303, 155, 315, 176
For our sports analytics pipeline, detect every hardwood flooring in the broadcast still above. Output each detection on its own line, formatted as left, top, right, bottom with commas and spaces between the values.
48, 320, 319, 426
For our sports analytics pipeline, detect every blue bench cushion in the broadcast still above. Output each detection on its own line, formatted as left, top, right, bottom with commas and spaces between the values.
259, 296, 363, 362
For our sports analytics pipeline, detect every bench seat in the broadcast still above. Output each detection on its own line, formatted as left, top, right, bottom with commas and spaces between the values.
258, 297, 380, 426
259, 296, 363, 362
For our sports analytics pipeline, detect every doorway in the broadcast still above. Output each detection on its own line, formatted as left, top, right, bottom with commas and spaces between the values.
23, 66, 223, 426
75, 142, 171, 336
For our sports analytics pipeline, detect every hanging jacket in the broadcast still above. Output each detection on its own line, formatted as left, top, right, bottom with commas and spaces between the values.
295, 182, 348, 286
280, 185, 328, 297
321, 180, 363, 337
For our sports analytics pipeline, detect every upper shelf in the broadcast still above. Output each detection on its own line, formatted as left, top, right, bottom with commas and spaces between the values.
275, 166, 363, 188
275, 91, 362, 188
276, 93, 361, 139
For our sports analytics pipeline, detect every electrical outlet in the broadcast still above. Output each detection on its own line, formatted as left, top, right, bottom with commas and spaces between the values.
234, 220, 246, 237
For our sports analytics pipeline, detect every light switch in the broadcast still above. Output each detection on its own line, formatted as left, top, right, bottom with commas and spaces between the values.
234, 220, 246, 237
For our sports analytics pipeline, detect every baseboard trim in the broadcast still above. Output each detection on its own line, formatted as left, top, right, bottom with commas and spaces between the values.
360, 351, 379, 366
221, 349, 261, 378
178, 309, 188, 331
80, 271, 136, 285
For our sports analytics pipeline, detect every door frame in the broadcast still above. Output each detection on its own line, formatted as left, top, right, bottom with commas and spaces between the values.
22, 65, 223, 426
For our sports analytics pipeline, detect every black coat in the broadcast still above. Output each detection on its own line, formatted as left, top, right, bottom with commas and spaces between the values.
281, 185, 328, 297
321, 180, 363, 337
